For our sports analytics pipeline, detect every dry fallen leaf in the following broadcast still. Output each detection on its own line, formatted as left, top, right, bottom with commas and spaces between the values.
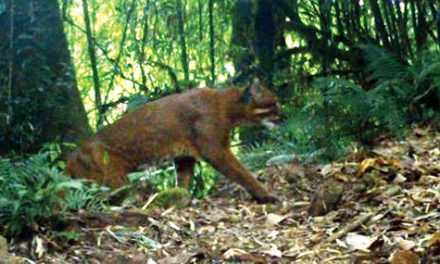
345, 233, 376, 251
261, 245, 282, 258
359, 158, 376, 174
147, 258, 158, 264
393, 173, 407, 183
321, 164, 339, 177
33, 236, 46, 259
390, 250, 419, 264
334, 172, 349, 182
395, 237, 416, 250
335, 238, 348, 248
265, 213, 287, 227
157, 252, 195, 264
388, 159, 402, 169
223, 248, 248, 260
427, 232, 440, 247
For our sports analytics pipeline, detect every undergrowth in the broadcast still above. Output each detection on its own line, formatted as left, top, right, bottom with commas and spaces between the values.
0, 145, 108, 237
242, 47, 440, 165
128, 161, 219, 198
2, 46, 439, 238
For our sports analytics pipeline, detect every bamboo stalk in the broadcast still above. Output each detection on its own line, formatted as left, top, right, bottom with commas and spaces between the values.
208, 0, 215, 85
81, 0, 103, 128
176, 0, 189, 88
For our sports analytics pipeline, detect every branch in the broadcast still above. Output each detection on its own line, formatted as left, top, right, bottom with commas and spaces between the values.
63, 18, 144, 86
104, 0, 137, 104
326, 212, 374, 242
148, 61, 180, 93
275, 0, 352, 62
276, 47, 310, 60
63, 17, 181, 96
101, 96, 130, 113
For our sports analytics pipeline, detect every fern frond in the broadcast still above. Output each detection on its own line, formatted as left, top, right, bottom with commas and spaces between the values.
0, 148, 109, 237
358, 44, 408, 83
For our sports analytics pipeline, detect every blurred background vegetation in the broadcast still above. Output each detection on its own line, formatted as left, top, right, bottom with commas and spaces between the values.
0, 0, 439, 236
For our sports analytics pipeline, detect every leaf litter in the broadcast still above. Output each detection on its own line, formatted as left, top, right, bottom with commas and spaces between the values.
6, 127, 440, 263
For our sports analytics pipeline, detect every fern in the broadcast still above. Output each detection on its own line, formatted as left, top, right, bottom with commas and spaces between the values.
273, 47, 439, 161
0, 148, 109, 237
64, 184, 109, 212
412, 55, 440, 107
359, 44, 409, 84
276, 76, 409, 160
0, 153, 70, 236
241, 141, 285, 170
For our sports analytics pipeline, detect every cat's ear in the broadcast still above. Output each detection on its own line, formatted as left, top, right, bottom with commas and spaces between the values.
242, 78, 261, 102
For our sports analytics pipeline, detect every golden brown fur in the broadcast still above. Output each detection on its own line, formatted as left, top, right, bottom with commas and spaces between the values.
65, 81, 283, 203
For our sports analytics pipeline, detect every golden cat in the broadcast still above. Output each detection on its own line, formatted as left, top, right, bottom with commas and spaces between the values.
65, 80, 283, 203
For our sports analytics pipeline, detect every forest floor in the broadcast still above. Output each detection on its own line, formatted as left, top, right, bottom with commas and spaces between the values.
6, 128, 440, 263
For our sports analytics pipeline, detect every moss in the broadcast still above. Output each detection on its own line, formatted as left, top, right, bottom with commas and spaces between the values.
308, 179, 345, 216
152, 187, 191, 209
0, 235, 7, 254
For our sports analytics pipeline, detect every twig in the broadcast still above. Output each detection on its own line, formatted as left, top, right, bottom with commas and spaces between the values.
104, 0, 137, 104
141, 193, 159, 210
40, 234, 63, 251
65, 17, 179, 95
63, 17, 145, 89
326, 212, 374, 242
107, 184, 132, 198
105, 226, 127, 243
323, 255, 351, 263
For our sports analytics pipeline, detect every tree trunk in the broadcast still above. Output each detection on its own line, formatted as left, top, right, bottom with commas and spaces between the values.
0, 0, 90, 154
231, 0, 254, 82
415, 0, 428, 51
254, 0, 275, 88
369, 0, 391, 49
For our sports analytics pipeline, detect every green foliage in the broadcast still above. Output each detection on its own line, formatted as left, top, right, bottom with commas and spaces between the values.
63, 183, 110, 212
52, 230, 83, 243
0, 153, 70, 236
360, 44, 409, 84
63, 0, 234, 127
127, 161, 219, 198
0, 146, 109, 237
128, 164, 177, 191
271, 47, 440, 161
361, 45, 440, 122
241, 141, 284, 171
192, 162, 219, 198
276, 79, 407, 160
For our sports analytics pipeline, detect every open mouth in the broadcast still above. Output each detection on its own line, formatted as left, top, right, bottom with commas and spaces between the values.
260, 120, 278, 130
253, 105, 286, 129
253, 108, 273, 115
